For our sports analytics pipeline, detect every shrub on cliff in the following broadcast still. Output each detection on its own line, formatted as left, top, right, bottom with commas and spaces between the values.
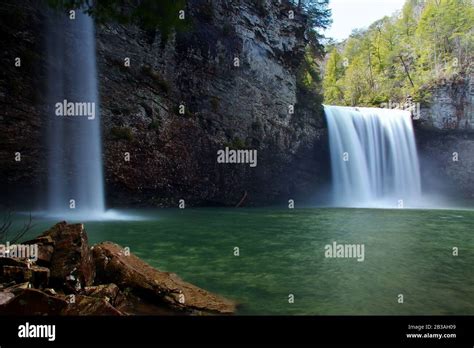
294, 0, 331, 116
47, 0, 189, 43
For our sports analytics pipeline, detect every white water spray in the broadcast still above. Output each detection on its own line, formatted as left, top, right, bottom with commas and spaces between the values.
45, 10, 105, 219
324, 105, 421, 208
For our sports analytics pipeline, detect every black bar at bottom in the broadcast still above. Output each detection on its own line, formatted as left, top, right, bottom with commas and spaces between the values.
0, 316, 472, 346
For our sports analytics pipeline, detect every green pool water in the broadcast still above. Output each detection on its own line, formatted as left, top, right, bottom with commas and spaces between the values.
13, 207, 474, 315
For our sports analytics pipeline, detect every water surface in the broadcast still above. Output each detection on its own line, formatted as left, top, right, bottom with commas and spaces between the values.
14, 207, 474, 315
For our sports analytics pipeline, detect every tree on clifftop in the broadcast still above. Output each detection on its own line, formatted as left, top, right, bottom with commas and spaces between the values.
47, 0, 188, 42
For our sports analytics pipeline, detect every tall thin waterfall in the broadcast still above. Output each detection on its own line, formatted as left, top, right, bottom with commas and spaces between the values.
324, 105, 421, 207
46, 10, 105, 216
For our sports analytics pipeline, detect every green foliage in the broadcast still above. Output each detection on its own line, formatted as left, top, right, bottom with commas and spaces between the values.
252, 0, 267, 16
298, 0, 332, 56
47, 0, 189, 43
297, 46, 324, 111
224, 137, 247, 150
111, 126, 133, 141
210, 97, 220, 112
141, 65, 170, 93
322, 48, 344, 103
299, 0, 332, 32
222, 23, 233, 36
7, 77, 22, 97
322, 0, 474, 106
148, 118, 161, 131
292, 0, 331, 110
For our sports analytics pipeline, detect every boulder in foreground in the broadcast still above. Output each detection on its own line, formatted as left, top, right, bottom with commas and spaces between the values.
25, 221, 95, 290
93, 242, 236, 315
0, 222, 236, 315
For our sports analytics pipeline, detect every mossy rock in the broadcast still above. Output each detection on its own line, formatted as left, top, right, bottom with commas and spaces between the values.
110, 127, 133, 141
141, 65, 170, 93
210, 97, 220, 112
224, 137, 247, 150
148, 118, 161, 131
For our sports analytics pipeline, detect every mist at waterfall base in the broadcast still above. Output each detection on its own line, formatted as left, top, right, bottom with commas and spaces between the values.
323, 105, 450, 209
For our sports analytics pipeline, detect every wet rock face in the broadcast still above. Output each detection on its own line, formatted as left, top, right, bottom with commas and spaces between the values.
0, 1, 46, 207
24, 235, 55, 266
415, 73, 474, 199
97, 0, 325, 207
0, 288, 68, 315
0, 258, 50, 289
416, 130, 474, 199
0, 265, 50, 289
36, 222, 95, 290
61, 295, 124, 316
0, 222, 236, 315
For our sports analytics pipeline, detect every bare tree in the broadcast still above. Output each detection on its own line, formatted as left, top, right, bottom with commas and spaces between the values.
0, 211, 35, 244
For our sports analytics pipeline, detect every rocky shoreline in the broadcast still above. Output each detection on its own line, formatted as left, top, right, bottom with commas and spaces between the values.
0, 222, 235, 315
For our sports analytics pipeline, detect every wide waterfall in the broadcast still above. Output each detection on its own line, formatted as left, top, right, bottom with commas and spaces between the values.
45, 10, 105, 217
324, 105, 421, 208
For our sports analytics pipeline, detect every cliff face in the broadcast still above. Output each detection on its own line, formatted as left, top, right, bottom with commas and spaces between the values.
0, 0, 329, 208
98, 0, 329, 206
415, 73, 474, 199
418, 74, 473, 130
0, 1, 46, 206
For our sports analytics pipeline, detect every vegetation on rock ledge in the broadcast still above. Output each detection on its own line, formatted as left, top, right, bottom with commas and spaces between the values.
322, 0, 474, 106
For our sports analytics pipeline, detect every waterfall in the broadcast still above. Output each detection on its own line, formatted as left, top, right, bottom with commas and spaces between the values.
324, 105, 421, 208
45, 10, 105, 217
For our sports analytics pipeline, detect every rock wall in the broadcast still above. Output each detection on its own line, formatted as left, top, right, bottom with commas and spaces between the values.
415, 73, 474, 199
0, 1, 46, 207
418, 73, 473, 130
0, 0, 329, 208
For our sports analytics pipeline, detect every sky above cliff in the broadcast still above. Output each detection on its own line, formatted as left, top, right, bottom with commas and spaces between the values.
324, 0, 406, 41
